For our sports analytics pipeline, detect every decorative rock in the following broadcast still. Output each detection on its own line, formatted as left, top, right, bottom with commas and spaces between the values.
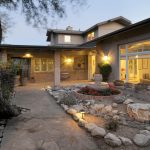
113, 115, 120, 121
42, 141, 60, 150
145, 126, 150, 131
147, 86, 150, 91
78, 119, 88, 127
67, 108, 77, 115
104, 133, 122, 147
73, 113, 82, 121
123, 98, 134, 105
140, 130, 150, 136
112, 110, 119, 115
133, 132, 150, 147
72, 105, 84, 112
85, 123, 97, 132
91, 127, 106, 137
127, 103, 150, 122
114, 96, 126, 104
112, 103, 118, 108
119, 136, 133, 146
61, 104, 68, 111
105, 105, 112, 113
91, 104, 104, 113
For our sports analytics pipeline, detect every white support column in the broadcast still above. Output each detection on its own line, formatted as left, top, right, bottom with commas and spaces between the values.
125, 44, 129, 82
54, 51, 60, 87
0, 50, 7, 63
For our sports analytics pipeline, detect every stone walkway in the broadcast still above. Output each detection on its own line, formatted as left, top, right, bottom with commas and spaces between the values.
1, 85, 98, 150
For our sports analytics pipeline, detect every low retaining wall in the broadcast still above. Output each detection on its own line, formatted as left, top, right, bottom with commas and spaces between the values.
72, 91, 122, 101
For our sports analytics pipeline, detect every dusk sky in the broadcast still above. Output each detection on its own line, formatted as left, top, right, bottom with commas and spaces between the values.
3, 0, 150, 45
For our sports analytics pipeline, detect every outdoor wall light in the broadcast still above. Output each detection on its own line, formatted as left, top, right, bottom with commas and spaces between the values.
23, 53, 33, 58
103, 55, 110, 63
65, 58, 73, 64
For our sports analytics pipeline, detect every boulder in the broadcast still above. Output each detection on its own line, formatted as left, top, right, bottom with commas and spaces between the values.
104, 133, 122, 147
91, 104, 105, 113
133, 131, 150, 147
145, 126, 150, 131
67, 108, 77, 115
91, 127, 106, 137
72, 105, 84, 112
105, 105, 112, 113
112, 103, 118, 108
73, 113, 82, 121
78, 119, 88, 127
147, 86, 150, 91
61, 104, 68, 111
114, 96, 126, 104
127, 103, 150, 122
123, 98, 134, 105
119, 136, 133, 146
112, 110, 119, 115
85, 123, 97, 132
113, 115, 120, 121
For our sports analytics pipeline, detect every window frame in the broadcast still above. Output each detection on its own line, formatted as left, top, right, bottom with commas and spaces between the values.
34, 58, 54, 72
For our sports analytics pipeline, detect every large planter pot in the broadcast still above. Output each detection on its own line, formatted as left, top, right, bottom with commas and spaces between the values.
94, 74, 102, 84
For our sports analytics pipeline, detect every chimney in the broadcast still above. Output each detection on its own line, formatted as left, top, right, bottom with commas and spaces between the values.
66, 26, 73, 31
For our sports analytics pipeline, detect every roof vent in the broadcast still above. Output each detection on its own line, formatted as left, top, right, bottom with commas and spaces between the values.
66, 26, 73, 31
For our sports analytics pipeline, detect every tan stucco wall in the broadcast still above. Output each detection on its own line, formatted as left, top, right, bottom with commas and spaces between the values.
96, 23, 150, 81
98, 22, 125, 37
57, 34, 83, 45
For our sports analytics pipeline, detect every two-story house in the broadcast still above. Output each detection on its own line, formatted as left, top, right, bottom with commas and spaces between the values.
0, 16, 150, 86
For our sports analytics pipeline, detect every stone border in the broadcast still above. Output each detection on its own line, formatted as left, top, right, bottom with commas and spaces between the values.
71, 90, 123, 101
46, 88, 136, 148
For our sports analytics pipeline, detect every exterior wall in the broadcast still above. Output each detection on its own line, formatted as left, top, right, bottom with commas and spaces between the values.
96, 23, 150, 81
6, 49, 54, 83
57, 34, 83, 45
60, 50, 89, 80
98, 22, 125, 37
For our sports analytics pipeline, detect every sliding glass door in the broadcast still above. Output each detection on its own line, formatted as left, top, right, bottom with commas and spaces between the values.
119, 40, 150, 83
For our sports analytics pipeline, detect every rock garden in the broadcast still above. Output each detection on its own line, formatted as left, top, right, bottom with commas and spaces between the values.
46, 80, 150, 150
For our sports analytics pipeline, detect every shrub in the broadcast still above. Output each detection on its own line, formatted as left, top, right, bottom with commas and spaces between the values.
105, 119, 119, 131
98, 63, 112, 81
0, 63, 21, 119
60, 94, 77, 106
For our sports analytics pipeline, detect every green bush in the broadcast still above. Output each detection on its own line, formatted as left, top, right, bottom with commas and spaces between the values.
98, 63, 112, 81
105, 119, 119, 131
0, 63, 21, 119
60, 94, 77, 106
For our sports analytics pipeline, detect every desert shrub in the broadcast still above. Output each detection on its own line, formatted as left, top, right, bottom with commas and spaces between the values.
105, 119, 119, 131
0, 63, 21, 119
60, 94, 77, 106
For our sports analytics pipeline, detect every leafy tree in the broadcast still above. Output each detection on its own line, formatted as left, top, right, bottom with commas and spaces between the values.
0, 0, 86, 27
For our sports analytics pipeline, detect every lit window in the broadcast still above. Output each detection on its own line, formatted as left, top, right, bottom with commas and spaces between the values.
34, 58, 53, 72
87, 32, 95, 41
64, 35, 71, 43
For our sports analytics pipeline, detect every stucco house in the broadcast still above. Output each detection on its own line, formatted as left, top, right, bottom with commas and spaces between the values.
0, 16, 150, 86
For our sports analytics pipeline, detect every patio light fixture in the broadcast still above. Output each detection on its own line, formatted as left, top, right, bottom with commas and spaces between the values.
23, 53, 33, 58
80, 109, 86, 119
65, 58, 73, 64
103, 55, 110, 63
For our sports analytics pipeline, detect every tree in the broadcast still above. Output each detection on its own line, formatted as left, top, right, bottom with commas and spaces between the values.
0, 0, 86, 27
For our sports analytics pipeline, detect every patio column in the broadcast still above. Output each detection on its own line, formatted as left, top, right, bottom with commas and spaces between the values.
54, 51, 60, 87
0, 50, 7, 63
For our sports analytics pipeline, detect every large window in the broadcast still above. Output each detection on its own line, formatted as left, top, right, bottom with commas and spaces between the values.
34, 58, 53, 72
64, 35, 71, 43
87, 32, 95, 41
119, 40, 150, 83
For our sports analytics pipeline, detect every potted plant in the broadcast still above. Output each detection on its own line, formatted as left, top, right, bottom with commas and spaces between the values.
98, 63, 112, 82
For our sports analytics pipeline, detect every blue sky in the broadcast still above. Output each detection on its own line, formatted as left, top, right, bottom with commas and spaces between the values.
3, 0, 150, 45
